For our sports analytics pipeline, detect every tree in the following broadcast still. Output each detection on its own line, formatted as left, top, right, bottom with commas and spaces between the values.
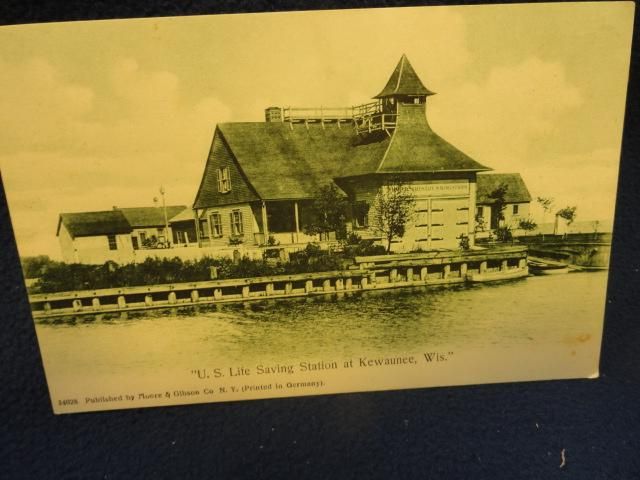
536, 196, 555, 240
556, 206, 577, 225
489, 183, 509, 229
555, 206, 577, 236
371, 179, 416, 253
518, 217, 538, 237
303, 183, 349, 240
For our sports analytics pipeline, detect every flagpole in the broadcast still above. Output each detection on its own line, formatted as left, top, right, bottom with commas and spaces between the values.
160, 186, 169, 247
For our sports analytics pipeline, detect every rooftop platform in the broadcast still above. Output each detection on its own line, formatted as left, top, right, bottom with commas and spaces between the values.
281, 101, 398, 135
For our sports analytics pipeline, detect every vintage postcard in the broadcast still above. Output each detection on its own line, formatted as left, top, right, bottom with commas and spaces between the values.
0, 3, 634, 414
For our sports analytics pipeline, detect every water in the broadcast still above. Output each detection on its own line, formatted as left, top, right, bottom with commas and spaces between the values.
35, 272, 608, 386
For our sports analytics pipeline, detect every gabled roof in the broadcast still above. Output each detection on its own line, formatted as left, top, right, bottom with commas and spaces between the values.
374, 54, 435, 98
476, 173, 532, 204
57, 211, 132, 238
119, 206, 186, 228
193, 115, 489, 206
193, 57, 491, 208
209, 122, 387, 201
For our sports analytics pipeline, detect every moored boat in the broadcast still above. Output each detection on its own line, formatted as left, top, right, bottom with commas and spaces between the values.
528, 257, 569, 275
467, 266, 529, 283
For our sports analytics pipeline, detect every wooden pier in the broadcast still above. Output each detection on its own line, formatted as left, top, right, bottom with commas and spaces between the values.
28, 246, 528, 320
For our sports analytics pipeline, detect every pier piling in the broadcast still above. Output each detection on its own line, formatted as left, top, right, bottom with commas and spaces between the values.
28, 247, 529, 320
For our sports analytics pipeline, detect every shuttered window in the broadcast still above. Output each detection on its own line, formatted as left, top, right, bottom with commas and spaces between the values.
230, 210, 243, 236
210, 213, 223, 237
217, 167, 231, 193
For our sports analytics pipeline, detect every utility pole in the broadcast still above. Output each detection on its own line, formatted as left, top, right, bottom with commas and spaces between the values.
160, 185, 170, 247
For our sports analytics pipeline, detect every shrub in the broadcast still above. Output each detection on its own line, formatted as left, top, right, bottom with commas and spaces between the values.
495, 225, 513, 242
20, 255, 54, 279
458, 234, 470, 251
344, 232, 362, 246
343, 239, 387, 258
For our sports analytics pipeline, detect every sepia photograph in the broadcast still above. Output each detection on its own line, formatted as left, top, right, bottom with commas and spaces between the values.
0, 2, 634, 413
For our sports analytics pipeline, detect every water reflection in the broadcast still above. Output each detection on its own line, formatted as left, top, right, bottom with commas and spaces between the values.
35, 272, 607, 376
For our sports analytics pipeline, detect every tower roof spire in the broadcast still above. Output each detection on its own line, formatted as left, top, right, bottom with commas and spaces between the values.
374, 54, 435, 99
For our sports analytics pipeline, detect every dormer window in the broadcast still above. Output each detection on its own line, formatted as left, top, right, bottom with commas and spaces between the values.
217, 167, 231, 193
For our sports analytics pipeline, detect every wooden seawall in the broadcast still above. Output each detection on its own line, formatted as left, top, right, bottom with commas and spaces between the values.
29, 246, 528, 320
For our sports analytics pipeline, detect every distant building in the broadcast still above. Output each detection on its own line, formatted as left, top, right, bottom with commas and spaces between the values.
193, 54, 517, 251
169, 208, 198, 246
476, 173, 532, 232
119, 206, 186, 249
57, 205, 186, 264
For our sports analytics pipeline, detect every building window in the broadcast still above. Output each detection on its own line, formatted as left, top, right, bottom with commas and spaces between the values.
476, 206, 484, 218
210, 213, 223, 238
217, 167, 231, 193
139, 232, 147, 244
107, 235, 117, 250
513, 204, 519, 215
230, 210, 243, 236
132, 236, 139, 250
199, 219, 210, 239
354, 201, 370, 229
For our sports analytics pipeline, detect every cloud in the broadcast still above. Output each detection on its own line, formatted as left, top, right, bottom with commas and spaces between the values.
429, 57, 583, 167
1, 57, 233, 257
0, 57, 95, 153
524, 148, 621, 222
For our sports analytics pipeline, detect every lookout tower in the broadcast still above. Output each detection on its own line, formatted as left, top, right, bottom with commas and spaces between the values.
354, 54, 435, 135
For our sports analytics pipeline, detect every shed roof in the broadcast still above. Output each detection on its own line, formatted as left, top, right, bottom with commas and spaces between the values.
119, 206, 186, 228
374, 54, 435, 98
57, 211, 132, 238
169, 207, 196, 223
476, 173, 532, 204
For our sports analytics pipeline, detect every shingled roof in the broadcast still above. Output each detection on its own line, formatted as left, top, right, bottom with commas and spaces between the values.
375, 54, 435, 98
193, 114, 490, 207
211, 122, 385, 201
169, 207, 196, 223
193, 56, 493, 208
57, 211, 132, 238
120, 206, 186, 228
374, 104, 489, 173
476, 173, 532, 204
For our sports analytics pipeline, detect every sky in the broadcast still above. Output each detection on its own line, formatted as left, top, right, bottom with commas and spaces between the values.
0, 2, 635, 258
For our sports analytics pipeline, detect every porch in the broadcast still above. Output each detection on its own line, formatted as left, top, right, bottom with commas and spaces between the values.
194, 199, 330, 249
253, 199, 326, 246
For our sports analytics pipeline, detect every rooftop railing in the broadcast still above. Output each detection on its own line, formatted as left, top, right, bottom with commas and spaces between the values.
281, 101, 396, 134
282, 106, 354, 123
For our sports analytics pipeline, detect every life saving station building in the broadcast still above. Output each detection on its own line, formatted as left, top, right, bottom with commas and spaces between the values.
193, 55, 525, 252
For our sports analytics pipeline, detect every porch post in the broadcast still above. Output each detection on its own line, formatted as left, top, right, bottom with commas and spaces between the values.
194, 209, 201, 248
294, 201, 300, 243
261, 201, 269, 243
